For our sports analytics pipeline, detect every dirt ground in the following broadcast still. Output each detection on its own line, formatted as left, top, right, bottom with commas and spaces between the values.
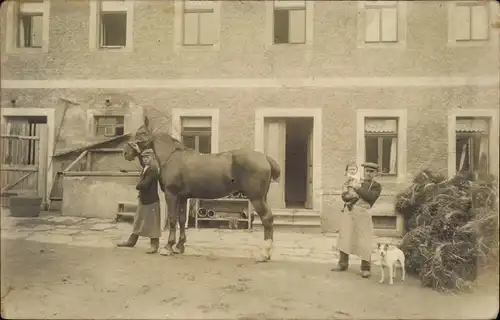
1, 239, 498, 320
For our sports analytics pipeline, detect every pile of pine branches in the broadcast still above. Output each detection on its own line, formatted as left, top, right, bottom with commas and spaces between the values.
395, 169, 498, 292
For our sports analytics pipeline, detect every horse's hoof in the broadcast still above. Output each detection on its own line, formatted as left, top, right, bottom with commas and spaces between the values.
173, 245, 185, 254
256, 255, 270, 263
159, 248, 174, 256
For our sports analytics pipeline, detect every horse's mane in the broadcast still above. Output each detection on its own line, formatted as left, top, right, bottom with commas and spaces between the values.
152, 131, 193, 151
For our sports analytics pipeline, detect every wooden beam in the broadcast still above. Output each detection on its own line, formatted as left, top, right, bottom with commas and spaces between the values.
0, 165, 38, 172
1, 171, 35, 194
0, 135, 40, 141
64, 150, 88, 172
89, 148, 124, 153
86, 151, 92, 171
63, 171, 141, 177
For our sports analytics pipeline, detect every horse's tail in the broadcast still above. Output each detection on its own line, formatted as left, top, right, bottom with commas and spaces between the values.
266, 155, 281, 181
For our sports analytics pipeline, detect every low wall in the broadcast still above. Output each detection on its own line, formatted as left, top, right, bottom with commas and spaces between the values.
62, 172, 140, 219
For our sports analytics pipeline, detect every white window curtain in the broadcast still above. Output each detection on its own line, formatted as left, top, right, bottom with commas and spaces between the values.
365, 118, 398, 174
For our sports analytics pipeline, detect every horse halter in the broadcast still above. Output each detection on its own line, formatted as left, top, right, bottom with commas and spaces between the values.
127, 141, 142, 155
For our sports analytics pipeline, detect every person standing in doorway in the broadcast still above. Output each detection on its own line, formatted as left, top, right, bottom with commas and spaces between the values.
117, 149, 161, 254
331, 162, 382, 278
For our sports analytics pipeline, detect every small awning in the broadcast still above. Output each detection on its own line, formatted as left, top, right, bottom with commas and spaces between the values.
456, 118, 489, 133
365, 119, 398, 133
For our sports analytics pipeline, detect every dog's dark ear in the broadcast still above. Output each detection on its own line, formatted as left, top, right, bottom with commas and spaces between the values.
384, 244, 389, 250
377, 243, 381, 249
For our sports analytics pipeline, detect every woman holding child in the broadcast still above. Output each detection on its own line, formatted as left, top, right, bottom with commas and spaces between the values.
331, 161, 382, 278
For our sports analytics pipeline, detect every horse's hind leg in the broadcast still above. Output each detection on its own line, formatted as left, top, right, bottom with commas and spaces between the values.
174, 197, 187, 254
159, 194, 178, 256
251, 198, 274, 262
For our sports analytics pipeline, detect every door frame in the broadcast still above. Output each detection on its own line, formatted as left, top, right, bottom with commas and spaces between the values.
254, 108, 322, 212
1, 108, 56, 204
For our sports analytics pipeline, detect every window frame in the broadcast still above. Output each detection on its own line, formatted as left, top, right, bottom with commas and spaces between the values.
174, 0, 221, 52
94, 115, 125, 137
172, 109, 220, 154
357, 0, 407, 49
89, 0, 134, 52
448, 109, 499, 177
5, 0, 50, 53
364, 127, 399, 177
265, 0, 314, 48
272, 1, 307, 45
447, 1, 498, 48
357, 110, 407, 182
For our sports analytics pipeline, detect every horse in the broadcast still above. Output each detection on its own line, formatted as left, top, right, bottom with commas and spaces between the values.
123, 116, 281, 262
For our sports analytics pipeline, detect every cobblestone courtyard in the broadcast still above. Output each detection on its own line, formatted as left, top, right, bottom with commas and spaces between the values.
1, 211, 498, 319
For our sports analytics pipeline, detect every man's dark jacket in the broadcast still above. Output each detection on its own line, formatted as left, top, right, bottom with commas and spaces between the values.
136, 165, 160, 205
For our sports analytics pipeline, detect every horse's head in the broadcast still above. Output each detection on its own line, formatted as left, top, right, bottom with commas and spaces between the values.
123, 115, 188, 162
123, 117, 154, 162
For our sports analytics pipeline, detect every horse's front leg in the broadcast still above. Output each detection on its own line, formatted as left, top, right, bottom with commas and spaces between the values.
174, 197, 188, 254
159, 194, 178, 256
251, 198, 274, 263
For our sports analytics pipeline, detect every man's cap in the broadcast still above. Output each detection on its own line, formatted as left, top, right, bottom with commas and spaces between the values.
140, 149, 154, 157
361, 162, 379, 171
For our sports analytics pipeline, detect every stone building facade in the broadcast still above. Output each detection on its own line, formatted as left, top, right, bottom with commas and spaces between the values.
1, 0, 499, 231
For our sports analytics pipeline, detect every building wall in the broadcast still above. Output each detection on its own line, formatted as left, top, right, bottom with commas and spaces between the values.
1, 0, 499, 227
1, 1, 498, 79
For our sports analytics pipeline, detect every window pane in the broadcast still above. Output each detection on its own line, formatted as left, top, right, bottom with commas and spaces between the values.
381, 137, 397, 174
183, 12, 199, 45
198, 135, 212, 154
381, 7, 397, 42
289, 9, 306, 44
19, 15, 32, 47
115, 126, 124, 136
30, 14, 43, 47
471, 5, 488, 40
199, 11, 215, 45
101, 13, 127, 46
274, 9, 289, 43
365, 136, 379, 164
96, 126, 106, 136
365, 8, 381, 42
182, 135, 196, 150
455, 5, 471, 40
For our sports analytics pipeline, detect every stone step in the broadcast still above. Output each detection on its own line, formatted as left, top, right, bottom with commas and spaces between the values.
252, 209, 321, 226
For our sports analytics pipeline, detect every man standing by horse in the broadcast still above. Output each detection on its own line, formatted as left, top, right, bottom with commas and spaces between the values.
117, 149, 162, 254
331, 162, 382, 278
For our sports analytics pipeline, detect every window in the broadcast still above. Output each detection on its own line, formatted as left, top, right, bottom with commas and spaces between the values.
273, 0, 306, 44
454, 2, 489, 41
99, 1, 128, 48
95, 116, 125, 137
17, 1, 44, 48
364, 118, 398, 176
364, 2, 398, 43
181, 117, 212, 154
455, 117, 490, 173
182, 0, 217, 46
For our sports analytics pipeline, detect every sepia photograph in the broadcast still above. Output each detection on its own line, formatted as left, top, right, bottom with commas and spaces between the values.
0, 0, 499, 319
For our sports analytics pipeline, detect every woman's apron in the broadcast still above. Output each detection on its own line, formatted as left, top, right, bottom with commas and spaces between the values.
336, 198, 374, 261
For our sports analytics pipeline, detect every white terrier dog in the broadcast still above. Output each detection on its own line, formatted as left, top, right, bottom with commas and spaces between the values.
377, 243, 406, 285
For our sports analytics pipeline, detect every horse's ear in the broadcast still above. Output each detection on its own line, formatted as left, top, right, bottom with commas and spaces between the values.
144, 116, 150, 128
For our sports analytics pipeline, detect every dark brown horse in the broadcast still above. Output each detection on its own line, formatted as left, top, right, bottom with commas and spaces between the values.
123, 116, 281, 262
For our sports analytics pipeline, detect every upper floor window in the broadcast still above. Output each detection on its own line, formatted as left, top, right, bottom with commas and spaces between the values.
95, 115, 125, 137
18, 1, 44, 48
364, 118, 398, 176
181, 117, 212, 154
364, 1, 398, 43
182, 0, 217, 46
99, 1, 128, 48
455, 117, 490, 174
273, 0, 306, 44
454, 2, 489, 42
90, 0, 134, 51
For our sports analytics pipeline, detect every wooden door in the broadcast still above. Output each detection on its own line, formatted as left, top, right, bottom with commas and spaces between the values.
0, 117, 49, 201
305, 127, 314, 209
264, 119, 286, 209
